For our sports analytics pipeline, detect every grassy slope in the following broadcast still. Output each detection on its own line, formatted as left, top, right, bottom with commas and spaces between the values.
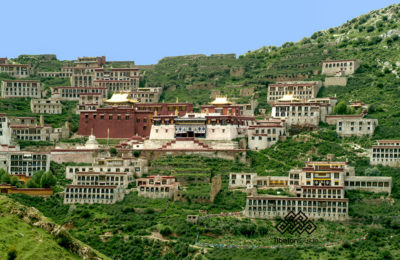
0, 196, 81, 260
3, 4, 400, 260
9, 155, 400, 259
144, 4, 400, 139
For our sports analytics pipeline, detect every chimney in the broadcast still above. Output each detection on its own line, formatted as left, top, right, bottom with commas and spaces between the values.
39, 115, 44, 127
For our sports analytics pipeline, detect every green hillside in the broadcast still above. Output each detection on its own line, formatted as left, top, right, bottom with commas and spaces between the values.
2, 4, 400, 260
0, 196, 79, 260
143, 4, 400, 139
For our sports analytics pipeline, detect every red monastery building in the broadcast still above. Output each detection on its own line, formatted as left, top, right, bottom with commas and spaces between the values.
78, 103, 193, 138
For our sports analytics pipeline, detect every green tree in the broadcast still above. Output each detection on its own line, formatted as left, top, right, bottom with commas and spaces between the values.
10, 176, 19, 186
109, 148, 118, 156
40, 171, 57, 188
333, 101, 348, 115
365, 167, 381, 176
26, 179, 39, 188
368, 104, 376, 113
0, 168, 7, 179
1, 172, 11, 184
31, 170, 45, 186
133, 150, 141, 158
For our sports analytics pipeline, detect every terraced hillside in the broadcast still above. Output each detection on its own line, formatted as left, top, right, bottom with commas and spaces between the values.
143, 4, 400, 139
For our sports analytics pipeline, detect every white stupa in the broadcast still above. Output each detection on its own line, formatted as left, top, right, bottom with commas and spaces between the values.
77, 129, 99, 149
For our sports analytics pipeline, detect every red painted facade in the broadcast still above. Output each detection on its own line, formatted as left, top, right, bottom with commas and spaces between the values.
78, 103, 193, 138
201, 105, 242, 116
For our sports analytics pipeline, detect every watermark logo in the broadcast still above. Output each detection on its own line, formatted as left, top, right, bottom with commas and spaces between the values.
275, 210, 317, 235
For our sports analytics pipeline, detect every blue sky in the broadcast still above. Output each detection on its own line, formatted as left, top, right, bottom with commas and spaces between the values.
2, 0, 399, 64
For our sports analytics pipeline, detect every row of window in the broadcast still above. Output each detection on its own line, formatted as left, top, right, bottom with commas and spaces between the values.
11, 155, 47, 160
338, 126, 372, 132
269, 90, 313, 95
248, 200, 347, 207
65, 195, 115, 200
373, 153, 400, 159
66, 188, 115, 193
324, 62, 353, 68
139, 187, 171, 192
96, 72, 137, 77
3, 92, 40, 96
302, 189, 342, 194
248, 207, 347, 214
251, 136, 277, 142
373, 148, 400, 152
68, 167, 141, 173
345, 181, 390, 187
77, 175, 125, 181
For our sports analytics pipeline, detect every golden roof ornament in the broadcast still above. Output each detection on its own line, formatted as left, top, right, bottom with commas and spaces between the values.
210, 96, 232, 105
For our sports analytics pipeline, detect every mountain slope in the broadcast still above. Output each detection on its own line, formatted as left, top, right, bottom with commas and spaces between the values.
143, 3, 400, 139
0, 195, 110, 260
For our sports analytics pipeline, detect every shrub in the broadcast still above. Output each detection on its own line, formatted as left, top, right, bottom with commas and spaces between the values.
40, 171, 57, 188
145, 208, 155, 214
365, 167, 381, 176
133, 150, 141, 158
7, 247, 17, 260
10, 176, 19, 186
366, 26, 375, 32
1, 172, 11, 184
257, 225, 269, 235
238, 223, 257, 237
381, 249, 392, 259
26, 179, 39, 188
160, 226, 172, 237
368, 36, 382, 45
109, 148, 118, 156
333, 101, 348, 115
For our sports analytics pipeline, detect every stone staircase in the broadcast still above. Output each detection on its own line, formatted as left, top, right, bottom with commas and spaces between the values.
159, 137, 213, 150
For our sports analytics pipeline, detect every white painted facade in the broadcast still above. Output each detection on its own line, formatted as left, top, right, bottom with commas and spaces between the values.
336, 118, 378, 137
66, 157, 147, 179
248, 122, 286, 150
0, 115, 12, 145
150, 124, 176, 139
371, 140, 400, 167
